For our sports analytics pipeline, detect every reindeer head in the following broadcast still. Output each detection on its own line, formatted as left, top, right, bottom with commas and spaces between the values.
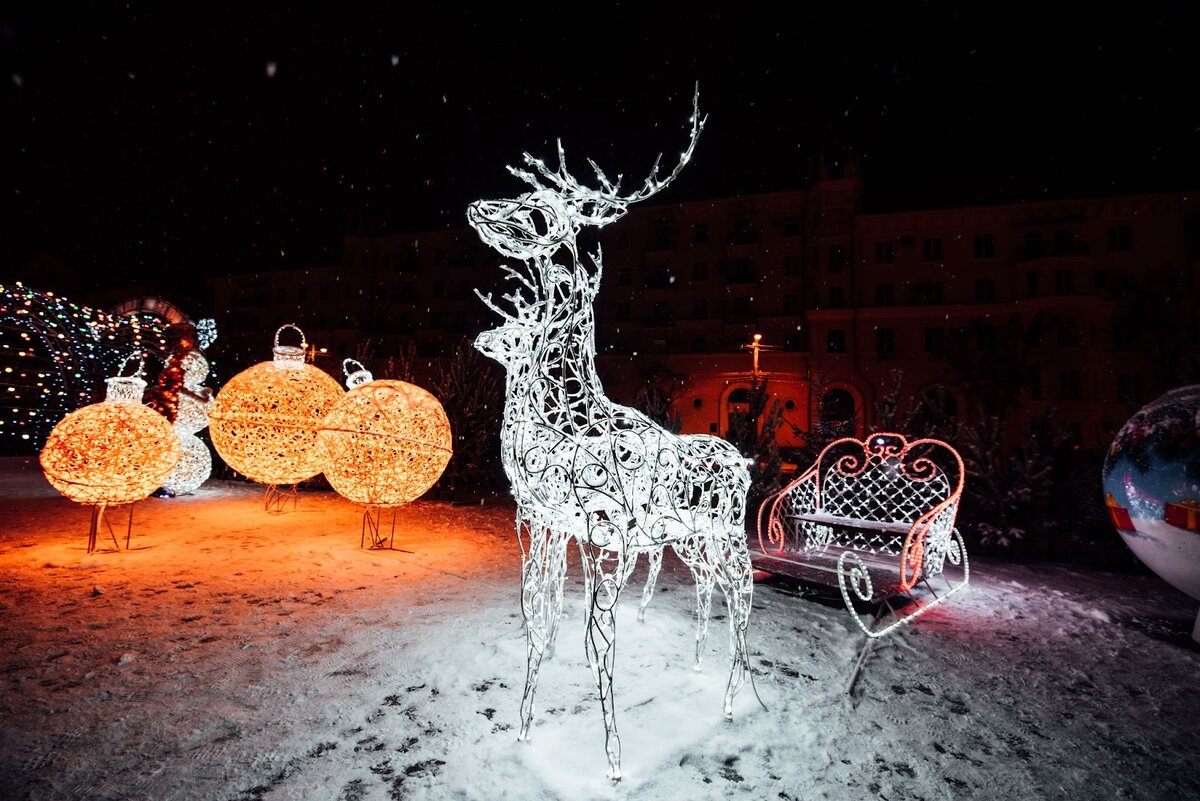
471, 86, 706, 367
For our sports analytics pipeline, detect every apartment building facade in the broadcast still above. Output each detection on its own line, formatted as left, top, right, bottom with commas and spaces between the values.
208, 172, 1198, 453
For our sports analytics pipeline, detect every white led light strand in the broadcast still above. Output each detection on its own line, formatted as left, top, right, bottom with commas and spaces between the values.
471, 87, 754, 781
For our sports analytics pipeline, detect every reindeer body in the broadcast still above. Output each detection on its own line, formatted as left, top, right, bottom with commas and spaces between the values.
471, 92, 754, 781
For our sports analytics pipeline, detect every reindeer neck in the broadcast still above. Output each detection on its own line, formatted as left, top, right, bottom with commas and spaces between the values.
508, 248, 609, 436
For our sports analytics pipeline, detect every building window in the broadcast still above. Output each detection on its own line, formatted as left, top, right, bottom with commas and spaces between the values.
1024, 231, 1045, 259
692, 299, 707, 320
1117, 372, 1141, 403
1058, 318, 1081, 347
874, 241, 895, 263
821, 388, 855, 423
1054, 269, 1075, 294
650, 226, 676, 250
783, 216, 801, 236
728, 258, 753, 284
1026, 271, 1038, 298
828, 245, 845, 271
1027, 367, 1042, 400
783, 255, 801, 275
875, 283, 895, 306
975, 278, 996, 303
1054, 229, 1075, 255
618, 267, 632, 286
648, 264, 671, 289
1059, 370, 1081, 400
1112, 319, 1137, 352
1107, 224, 1132, 251
912, 281, 945, 305
924, 327, 945, 355
875, 328, 896, 356
922, 237, 943, 261
974, 233, 996, 258
784, 294, 801, 314
693, 261, 708, 281
692, 224, 708, 244
732, 219, 756, 245
826, 329, 846, 353
828, 286, 845, 308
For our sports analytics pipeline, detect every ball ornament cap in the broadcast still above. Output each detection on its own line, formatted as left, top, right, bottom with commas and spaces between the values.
208, 325, 343, 486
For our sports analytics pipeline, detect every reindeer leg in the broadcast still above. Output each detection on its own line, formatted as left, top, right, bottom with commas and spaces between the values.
690, 565, 715, 672
671, 539, 715, 671
637, 548, 663, 623
517, 518, 556, 742
715, 532, 754, 719
544, 531, 570, 658
582, 542, 623, 782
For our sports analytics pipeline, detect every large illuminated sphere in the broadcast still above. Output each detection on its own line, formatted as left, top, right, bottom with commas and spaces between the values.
1103, 385, 1200, 637
162, 431, 212, 495
317, 367, 453, 507
208, 329, 342, 486
40, 374, 182, 505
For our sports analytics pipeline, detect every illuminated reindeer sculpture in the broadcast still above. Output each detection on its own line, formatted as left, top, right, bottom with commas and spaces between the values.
470, 91, 755, 780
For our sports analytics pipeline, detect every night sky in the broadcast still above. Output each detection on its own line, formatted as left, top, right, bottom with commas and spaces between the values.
3, 4, 1196, 308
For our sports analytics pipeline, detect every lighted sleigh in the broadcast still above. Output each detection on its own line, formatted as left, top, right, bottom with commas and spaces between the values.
756, 433, 970, 644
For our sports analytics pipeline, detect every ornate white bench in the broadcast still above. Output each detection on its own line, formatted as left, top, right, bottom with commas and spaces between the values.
756, 433, 969, 644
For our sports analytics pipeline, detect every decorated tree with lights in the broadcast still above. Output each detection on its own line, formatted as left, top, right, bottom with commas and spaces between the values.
0, 282, 197, 453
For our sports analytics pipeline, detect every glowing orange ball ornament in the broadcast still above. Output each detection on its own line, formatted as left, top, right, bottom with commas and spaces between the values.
40, 356, 182, 506
208, 325, 342, 486
317, 359, 453, 508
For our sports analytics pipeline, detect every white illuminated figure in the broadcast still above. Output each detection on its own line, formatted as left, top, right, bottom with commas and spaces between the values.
162, 350, 213, 495
471, 88, 755, 781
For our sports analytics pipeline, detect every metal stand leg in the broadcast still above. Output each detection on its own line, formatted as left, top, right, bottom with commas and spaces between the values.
87, 504, 126, 554
361, 507, 408, 552
264, 485, 298, 514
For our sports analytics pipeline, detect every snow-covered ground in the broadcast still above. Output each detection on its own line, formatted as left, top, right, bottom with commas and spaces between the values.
1, 455, 1197, 801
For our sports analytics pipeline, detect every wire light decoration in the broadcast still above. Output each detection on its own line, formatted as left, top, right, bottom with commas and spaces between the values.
317, 359, 453, 548
470, 86, 756, 781
39, 354, 181, 552
208, 325, 342, 505
162, 350, 214, 495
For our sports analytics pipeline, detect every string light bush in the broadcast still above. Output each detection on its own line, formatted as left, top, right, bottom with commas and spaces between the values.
318, 360, 453, 546
208, 325, 342, 490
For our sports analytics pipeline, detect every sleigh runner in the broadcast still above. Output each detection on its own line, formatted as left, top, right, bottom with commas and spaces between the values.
755, 433, 970, 646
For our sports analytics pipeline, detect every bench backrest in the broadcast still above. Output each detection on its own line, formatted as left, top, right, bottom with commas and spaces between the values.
816, 434, 962, 524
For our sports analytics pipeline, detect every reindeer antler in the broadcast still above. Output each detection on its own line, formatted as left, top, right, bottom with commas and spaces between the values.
473, 261, 546, 325
508, 84, 706, 226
